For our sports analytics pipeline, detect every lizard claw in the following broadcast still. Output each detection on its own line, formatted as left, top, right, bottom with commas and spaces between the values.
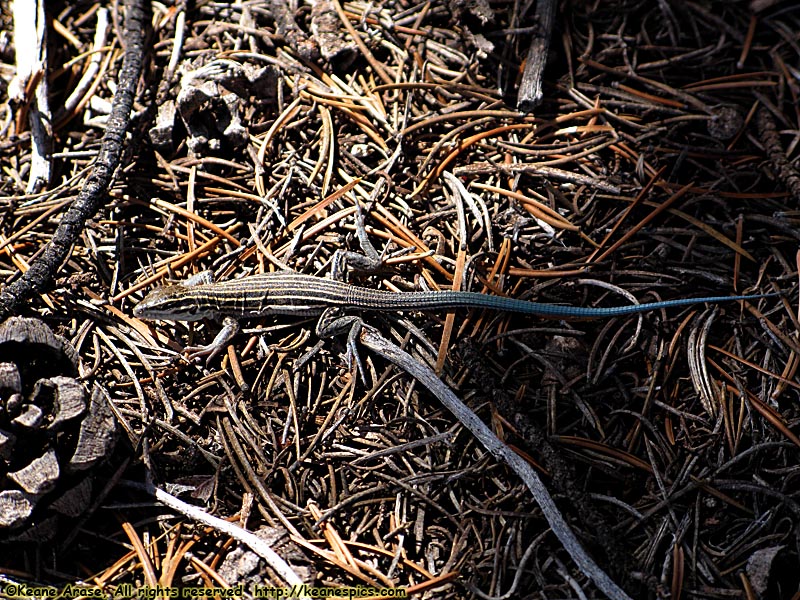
184, 343, 222, 366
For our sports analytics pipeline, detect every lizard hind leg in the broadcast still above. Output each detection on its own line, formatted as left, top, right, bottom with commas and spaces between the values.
316, 307, 369, 384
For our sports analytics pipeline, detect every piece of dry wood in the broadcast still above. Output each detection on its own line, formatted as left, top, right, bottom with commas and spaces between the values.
517, 0, 557, 111
9, 0, 51, 192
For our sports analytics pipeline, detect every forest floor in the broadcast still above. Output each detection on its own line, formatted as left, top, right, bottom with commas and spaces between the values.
0, 1, 798, 598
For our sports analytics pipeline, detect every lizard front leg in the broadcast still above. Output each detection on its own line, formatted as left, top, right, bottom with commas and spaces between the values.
184, 316, 239, 365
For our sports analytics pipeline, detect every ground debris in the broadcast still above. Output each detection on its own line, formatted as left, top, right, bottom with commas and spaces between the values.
0, 0, 798, 597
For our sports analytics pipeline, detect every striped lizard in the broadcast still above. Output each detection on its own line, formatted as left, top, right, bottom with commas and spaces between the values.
133, 270, 773, 362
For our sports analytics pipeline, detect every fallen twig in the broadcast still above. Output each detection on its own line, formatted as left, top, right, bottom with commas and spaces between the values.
358, 323, 632, 600
0, 0, 146, 319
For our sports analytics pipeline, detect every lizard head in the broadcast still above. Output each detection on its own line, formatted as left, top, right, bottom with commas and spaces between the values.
133, 284, 207, 322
